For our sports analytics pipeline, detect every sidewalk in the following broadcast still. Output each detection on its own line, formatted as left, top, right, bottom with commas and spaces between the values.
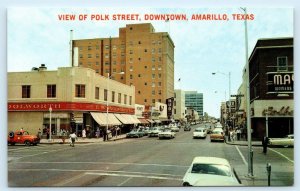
225, 136, 262, 147
40, 134, 127, 144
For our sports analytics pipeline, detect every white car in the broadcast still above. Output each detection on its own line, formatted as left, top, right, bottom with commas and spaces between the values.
193, 128, 207, 139
158, 128, 175, 139
268, 134, 294, 147
182, 157, 241, 186
148, 127, 163, 137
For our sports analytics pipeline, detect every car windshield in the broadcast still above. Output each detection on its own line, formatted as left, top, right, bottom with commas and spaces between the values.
162, 129, 171, 132
195, 129, 203, 132
212, 130, 222, 134
191, 163, 231, 177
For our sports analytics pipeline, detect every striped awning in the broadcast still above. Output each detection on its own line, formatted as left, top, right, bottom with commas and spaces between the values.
138, 118, 149, 124
90, 112, 122, 126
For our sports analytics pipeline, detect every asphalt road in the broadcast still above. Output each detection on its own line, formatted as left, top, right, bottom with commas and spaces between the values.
8, 124, 294, 187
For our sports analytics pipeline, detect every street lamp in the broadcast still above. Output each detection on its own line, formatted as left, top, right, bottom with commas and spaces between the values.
49, 106, 52, 141
241, 7, 253, 177
105, 71, 124, 141
212, 71, 231, 129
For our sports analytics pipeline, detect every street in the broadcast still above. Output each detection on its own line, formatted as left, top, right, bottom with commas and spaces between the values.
8, 124, 294, 187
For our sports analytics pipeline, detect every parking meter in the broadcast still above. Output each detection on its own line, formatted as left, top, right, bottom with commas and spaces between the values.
266, 163, 271, 186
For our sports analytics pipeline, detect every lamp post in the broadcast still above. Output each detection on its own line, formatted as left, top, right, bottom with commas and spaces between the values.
212, 71, 231, 129
241, 7, 253, 177
49, 106, 52, 141
106, 72, 124, 141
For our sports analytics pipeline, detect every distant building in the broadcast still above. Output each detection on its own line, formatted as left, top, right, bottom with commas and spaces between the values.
248, 37, 293, 139
185, 91, 203, 117
72, 23, 175, 109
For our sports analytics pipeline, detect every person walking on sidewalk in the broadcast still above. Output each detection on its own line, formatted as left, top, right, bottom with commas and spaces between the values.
82, 128, 86, 140
262, 136, 269, 154
69, 132, 77, 147
236, 128, 241, 141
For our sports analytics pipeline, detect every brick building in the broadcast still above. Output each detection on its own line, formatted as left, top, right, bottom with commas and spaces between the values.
72, 23, 175, 108
248, 37, 293, 139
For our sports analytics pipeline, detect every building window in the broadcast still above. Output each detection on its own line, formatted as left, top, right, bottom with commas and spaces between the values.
104, 89, 108, 101
113, 68, 116, 73
277, 56, 288, 71
96, 45, 99, 50
158, 73, 162, 78
138, 41, 141, 44
144, 49, 147, 52
124, 94, 127, 104
47, 85, 56, 98
152, 90, 155, 95
152, 57, 156, 62
144, 66, 148, 69
152, 65, 155, 70
105, 45, 109, 50
159, 90, 162, 95
130, 75, 133, 79
88, 46, 92, 50
96, 54, 99, 58
88, 54, 92, 58
96, 62, 99, 65
96, 69, 99, 73
95, 87, 99, 100
158, 82, 162, 87
152, 99, 155, 104
152, 74, 155, 79
105, 53, 109, 58
174, 101, 176, 106
105, 62, 110, 66
152, 82, 155, 87
174, 109, 177, 114
144, 99, 147, 103
144, 82, 147, 86
112, 91, 115, 102
138, 91, 141, 94
138, 74, 141, 77
158, 65, 162, 70
129, 50, 133, 54
118, 93, 121, 103
129, 96, 132, 105
22, 85, 31, 98
75, 84, 85, 98
79, 54, 83, 58
130, 66, 133, 71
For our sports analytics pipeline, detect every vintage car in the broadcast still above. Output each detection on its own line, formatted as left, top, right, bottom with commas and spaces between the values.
193, 128, 207, 139
8, 130, 40, 146
210, 128, 225, 142
184, 125, 191, 131
148, 127, 163, 137
158, 128, 175, 139
126, 129, 144, 138
182, 157, 241, 186
268, 134, 294, 147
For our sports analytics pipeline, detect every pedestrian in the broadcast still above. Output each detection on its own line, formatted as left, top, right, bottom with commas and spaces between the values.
37, 128, 42, 139
46, 128, 50, 140
236, 128, 241, 141
69, 132, 77, 147
262, 136, 269, 154
96, 127, 100, 138
82, 128, 86, 140
103, 129, 107, 141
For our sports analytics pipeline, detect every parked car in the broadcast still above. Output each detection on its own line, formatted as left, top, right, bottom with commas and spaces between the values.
158, 128, 175, 139
268, 134, 294, 147
184, 125, 191, 131
182, 157, 241, 186
193, 128, 207, 139
8, 130, 40, 146
148, 127, 163, 137
126, 129, 144, 138
142, 127, 150, 136
210, 128, 225, 142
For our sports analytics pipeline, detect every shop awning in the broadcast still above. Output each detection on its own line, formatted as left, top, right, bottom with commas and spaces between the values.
90, 112, 122, 126
130, 115, 142, 124
123, 114, 140, 124
138, 118, 149, 124
147, 119, 155, 123
114, 114, 132, 124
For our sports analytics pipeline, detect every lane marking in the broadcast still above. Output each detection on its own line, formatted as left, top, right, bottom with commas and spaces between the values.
12, 161, 189, 168
54, 173, 87, 186
9, 168, 183, 179
235, 146, 248, 166
269, 148, 294, 164
86, 172, 182, 181
118, 177, 132, 186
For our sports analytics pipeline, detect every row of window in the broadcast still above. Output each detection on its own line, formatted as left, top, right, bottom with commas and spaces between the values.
21, 84, 132, 105
143, 98, 162, 104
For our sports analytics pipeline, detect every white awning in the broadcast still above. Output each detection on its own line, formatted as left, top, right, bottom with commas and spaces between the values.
114, 114, 132, 124
123, 114, 140, 124
90, 112, 122, 126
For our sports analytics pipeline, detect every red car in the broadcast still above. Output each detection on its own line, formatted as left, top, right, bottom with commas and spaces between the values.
8, 130, 40, 146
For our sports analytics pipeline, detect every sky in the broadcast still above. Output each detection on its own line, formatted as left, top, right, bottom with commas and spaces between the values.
7, 7, 293, 118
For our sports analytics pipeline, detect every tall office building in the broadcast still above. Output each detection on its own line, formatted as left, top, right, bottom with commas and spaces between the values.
185, 91, 203, 117
72, 23, 175, 107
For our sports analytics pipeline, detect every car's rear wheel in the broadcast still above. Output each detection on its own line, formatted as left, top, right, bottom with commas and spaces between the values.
24, 140, 31, 146
183, 182, 191, 186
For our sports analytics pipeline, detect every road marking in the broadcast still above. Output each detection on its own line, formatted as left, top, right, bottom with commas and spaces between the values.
269, 148, 294, 163
86, 172, 182, 181
13, 161, 189, 168
54, 173, 87, 186
235, 146, 248, 166
8, 168, 182, 180
118, 177, 132, 186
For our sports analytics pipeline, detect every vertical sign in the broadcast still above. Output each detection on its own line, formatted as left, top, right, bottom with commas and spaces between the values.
166, 97, 174, 119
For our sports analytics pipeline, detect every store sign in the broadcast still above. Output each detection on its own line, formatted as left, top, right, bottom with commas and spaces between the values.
262, 106, 293, 116
8, 102, 134, 114
267, 72, 294, 93
166, 97, 174, 119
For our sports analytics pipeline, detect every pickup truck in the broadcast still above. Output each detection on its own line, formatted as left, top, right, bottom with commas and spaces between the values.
8, 130, 40, 146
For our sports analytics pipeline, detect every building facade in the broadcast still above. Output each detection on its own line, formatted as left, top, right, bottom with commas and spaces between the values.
8, 66, 135, 136
174, 89, 186, 122
248, 37, 293, 139
185, 91, 203, 117
72, 23, 175, 108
